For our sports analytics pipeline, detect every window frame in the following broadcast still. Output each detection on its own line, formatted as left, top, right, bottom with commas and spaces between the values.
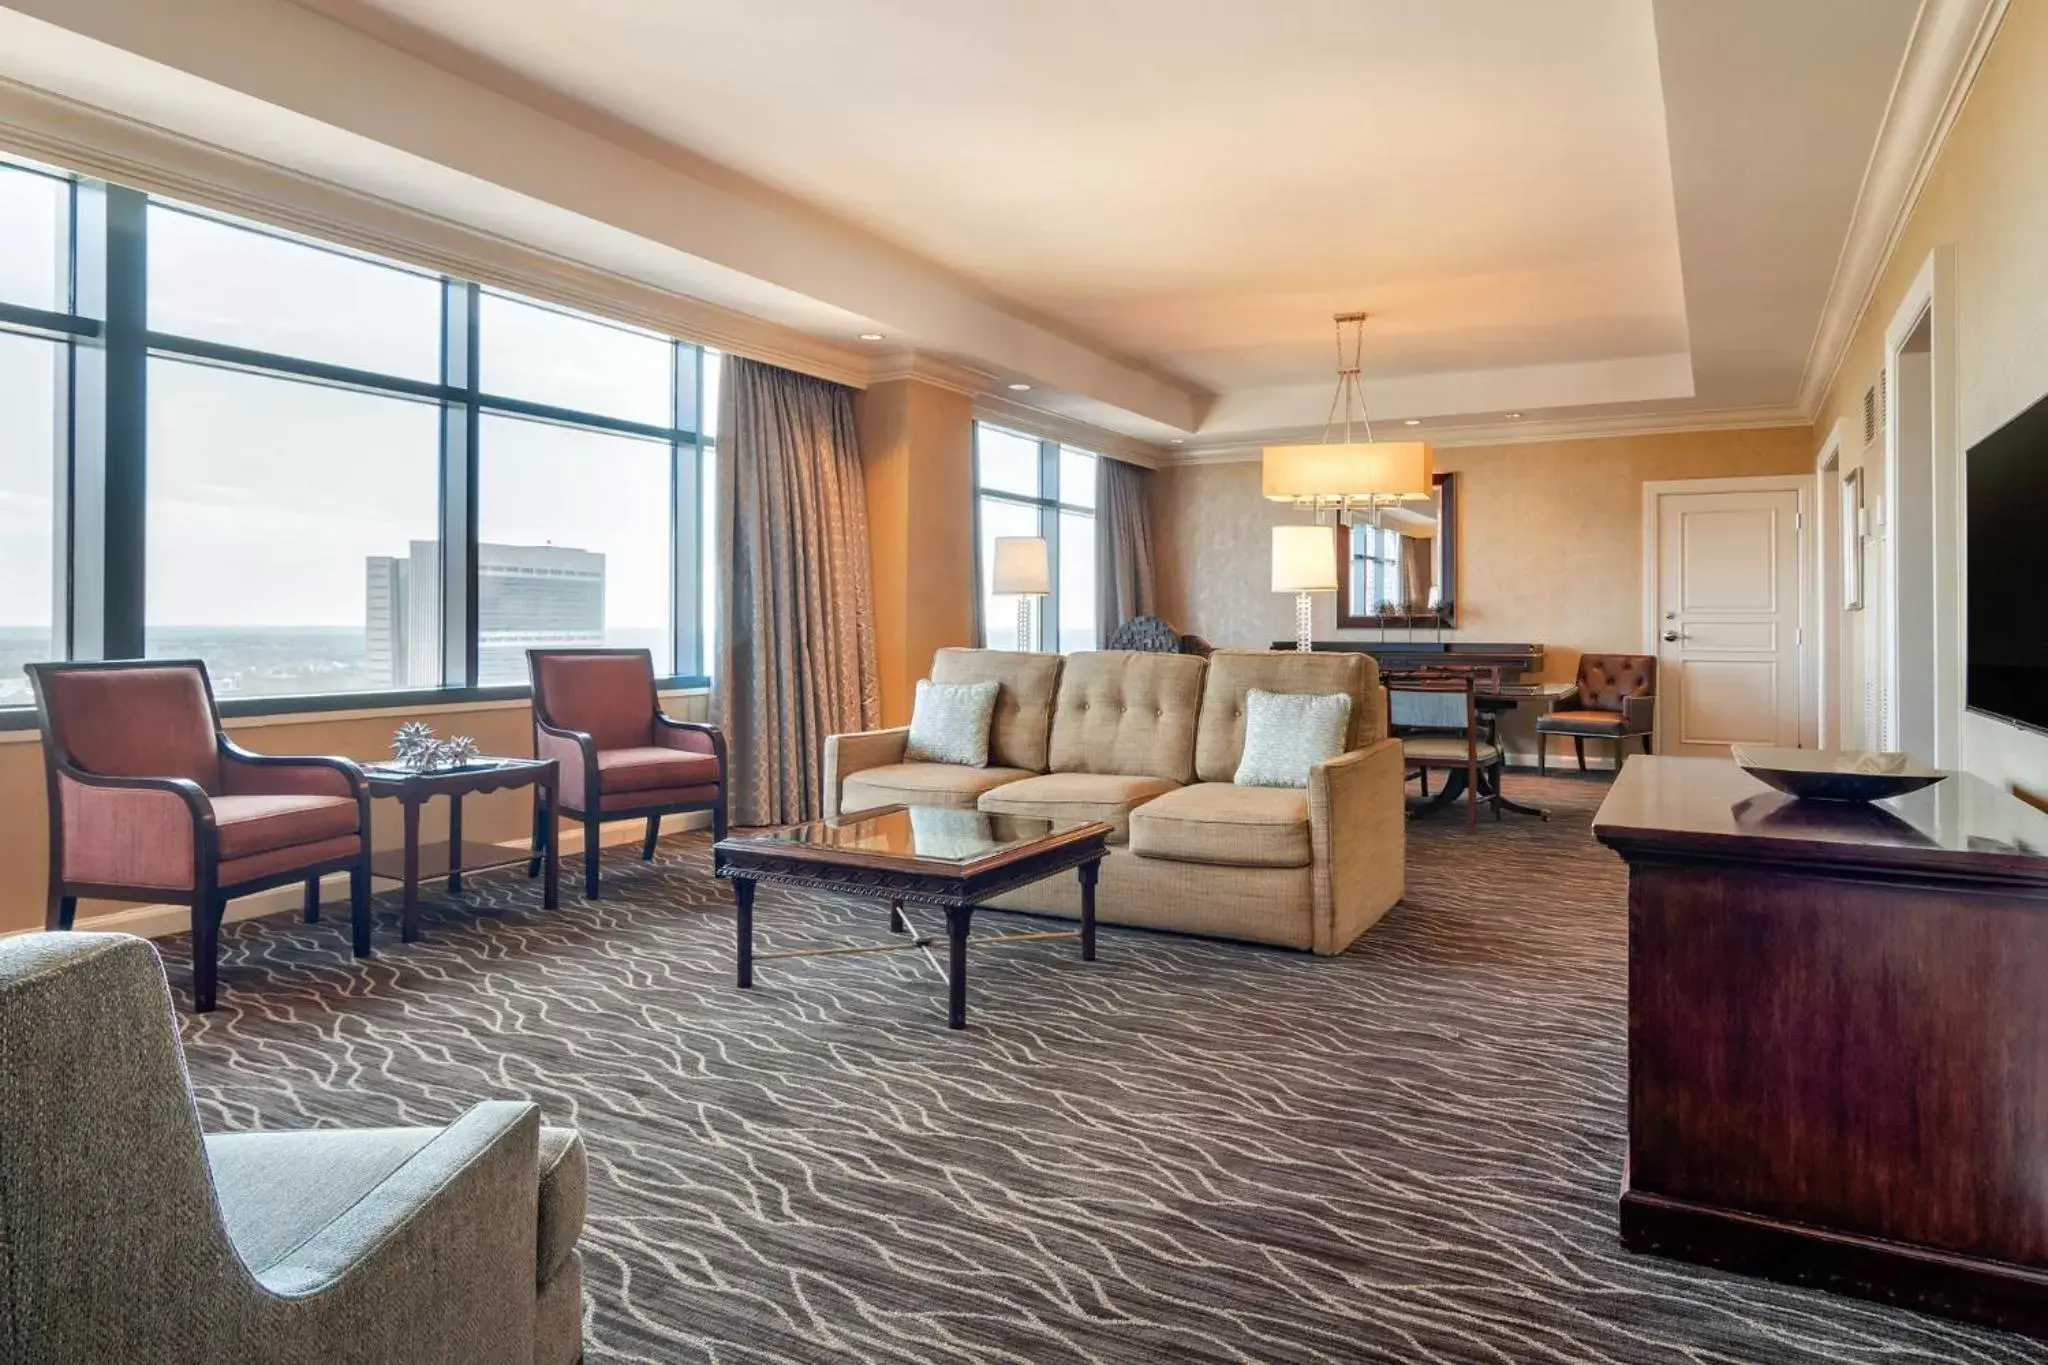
971, 423, 1098, 651
0, 166, 715, 730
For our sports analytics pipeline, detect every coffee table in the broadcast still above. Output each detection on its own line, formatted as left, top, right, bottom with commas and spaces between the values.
713, 804, 1111, 1029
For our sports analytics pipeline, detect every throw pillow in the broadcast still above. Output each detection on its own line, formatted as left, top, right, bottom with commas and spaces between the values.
904, 679, 1000, 767
1234, 688, 1353, 788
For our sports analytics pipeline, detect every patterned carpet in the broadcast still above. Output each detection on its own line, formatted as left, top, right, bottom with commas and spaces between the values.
169, 773, 2048, 1364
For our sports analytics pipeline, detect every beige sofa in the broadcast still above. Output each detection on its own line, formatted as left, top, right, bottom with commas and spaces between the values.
823, 648, 1406, 955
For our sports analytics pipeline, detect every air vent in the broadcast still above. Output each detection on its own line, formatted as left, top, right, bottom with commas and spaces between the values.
1861, 372, 1888, 448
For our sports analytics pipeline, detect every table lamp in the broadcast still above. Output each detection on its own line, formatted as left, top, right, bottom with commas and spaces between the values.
1272, 524, 1338, 652
992, 536, 1051, 651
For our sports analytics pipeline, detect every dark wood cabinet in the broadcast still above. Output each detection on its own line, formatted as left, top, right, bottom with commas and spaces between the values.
1594, 756, 2048, 1335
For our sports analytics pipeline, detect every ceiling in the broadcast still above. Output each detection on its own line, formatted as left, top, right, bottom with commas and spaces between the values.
0, 0, 1931, 452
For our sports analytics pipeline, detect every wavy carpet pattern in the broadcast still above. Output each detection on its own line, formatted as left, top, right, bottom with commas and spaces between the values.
169, 774, 2048, 1364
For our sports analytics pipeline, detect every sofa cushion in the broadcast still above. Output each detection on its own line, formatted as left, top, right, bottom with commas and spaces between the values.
597, 746, 722, 794
840, 762, 1035, 814
903, 679, 999, 766
932, 648, 1063, 772
976, 772, 1180, 843
1046, 651, 1206, 784
1128, 782, 1312, 868
211, 793, 361, 860
536, 1127, 586, 1285
1195, 650, 1384, 783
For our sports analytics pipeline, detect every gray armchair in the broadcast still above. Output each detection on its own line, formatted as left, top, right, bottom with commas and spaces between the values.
0, 933, 587, 1365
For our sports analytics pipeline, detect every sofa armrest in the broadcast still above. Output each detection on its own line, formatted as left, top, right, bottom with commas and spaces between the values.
259, 1102, 542, 1362
822, 727, 910, 819
1307, 737, 1407, 955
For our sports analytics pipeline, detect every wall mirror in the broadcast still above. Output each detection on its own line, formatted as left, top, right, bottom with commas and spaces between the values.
1336, 471, 1457, 628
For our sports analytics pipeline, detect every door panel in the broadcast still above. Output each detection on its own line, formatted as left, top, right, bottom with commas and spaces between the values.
1656, 487, 1803, 757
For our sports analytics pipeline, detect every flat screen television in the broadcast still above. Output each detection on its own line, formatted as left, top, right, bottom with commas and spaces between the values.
1967, 389, 2048, 734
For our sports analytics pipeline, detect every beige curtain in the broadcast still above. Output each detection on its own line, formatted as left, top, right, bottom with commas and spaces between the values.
715, 358, 880, 825
1096, 457, 1157, 640
1401, 533, 1434, 612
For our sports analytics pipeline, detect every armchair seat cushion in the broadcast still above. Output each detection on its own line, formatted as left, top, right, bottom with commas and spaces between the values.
976, 772, 1180, 843
1402, 736, 1505, 765
210, 793, 361, 860
1127, 781, 1311, 868
596, 746, 722, 794
840, 763, 1034, 814
598, 782, 721, 814
1534, 709, 1631, 736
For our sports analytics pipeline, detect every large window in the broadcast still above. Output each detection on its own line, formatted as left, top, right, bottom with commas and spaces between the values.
974, 424, 1097, 652
0, 154, 720, 719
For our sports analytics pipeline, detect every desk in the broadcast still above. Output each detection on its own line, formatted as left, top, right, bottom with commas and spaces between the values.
1595, 757, 2048, 1334
1398, 681, 1575, 819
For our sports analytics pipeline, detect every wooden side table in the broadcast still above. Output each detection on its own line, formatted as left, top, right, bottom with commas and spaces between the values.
363, 758, 559, 942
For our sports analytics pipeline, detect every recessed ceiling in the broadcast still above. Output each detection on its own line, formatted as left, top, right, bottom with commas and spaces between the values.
0, 0, 1925, 449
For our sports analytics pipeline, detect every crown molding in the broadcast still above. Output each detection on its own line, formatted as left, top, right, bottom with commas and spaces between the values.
863, 350, 993, 397
1158, 404, 1812, 466
0, 77, 880, 388
971, 393, 1172, 468
1796, 0, 2009, 416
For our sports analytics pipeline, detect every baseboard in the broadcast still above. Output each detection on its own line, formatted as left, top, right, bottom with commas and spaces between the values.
12, 810, 712, 942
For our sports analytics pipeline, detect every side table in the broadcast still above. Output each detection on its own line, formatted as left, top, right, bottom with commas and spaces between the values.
363, 758, 559, 942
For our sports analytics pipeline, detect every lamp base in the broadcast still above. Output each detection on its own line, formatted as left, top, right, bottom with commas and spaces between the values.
1016, 597, 1037, 653
1294, 592, 1314, 652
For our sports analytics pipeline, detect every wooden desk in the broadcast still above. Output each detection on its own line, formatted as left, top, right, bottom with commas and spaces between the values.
1593, 756, 2048, 1335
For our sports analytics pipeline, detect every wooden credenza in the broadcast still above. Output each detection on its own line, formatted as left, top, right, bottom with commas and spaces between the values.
1594, 756, 2048, 1334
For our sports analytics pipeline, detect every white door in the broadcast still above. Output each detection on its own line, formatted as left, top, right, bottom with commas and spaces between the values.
1653, 486, 1804, 757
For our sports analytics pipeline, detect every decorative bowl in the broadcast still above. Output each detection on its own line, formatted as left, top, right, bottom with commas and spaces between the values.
1732, 746, 1948, 803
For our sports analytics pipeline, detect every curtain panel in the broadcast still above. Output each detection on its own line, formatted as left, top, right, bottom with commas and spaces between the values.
1096, 457, 1158, 640
715, 357, 881, 825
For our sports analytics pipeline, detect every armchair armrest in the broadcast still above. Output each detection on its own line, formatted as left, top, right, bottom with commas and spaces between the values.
218, 740, 367, 800
260, 1101, 541, 1362
535, 718, 598, 811
1307, 737, 1406, 955
53, 766, 213, 891
654, 713, 728, 771
1622, 694, 1656, 734
822, 727, 910, 819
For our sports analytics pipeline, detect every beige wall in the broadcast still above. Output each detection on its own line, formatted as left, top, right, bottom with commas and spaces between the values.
1156, 426, 1816, 687
1813, 0, 2048, 801
856, 377, 978, 727
0, 693, 707, 936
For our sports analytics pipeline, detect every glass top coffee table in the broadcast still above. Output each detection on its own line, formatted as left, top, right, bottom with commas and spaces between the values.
712, 804, 1111, 1029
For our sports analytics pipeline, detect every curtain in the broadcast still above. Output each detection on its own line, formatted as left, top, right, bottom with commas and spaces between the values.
1096, 457, 1158, 640
714, 357, 880, 825
1401, 533, 1434, 612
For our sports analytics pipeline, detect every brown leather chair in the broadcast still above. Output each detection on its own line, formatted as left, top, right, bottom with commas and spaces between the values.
26, 660, 371, 1013
527, 649, 728, 899
1535, 653, 1657, 774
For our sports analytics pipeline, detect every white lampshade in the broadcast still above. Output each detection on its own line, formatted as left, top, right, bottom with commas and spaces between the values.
991, 536, 1051, 595
1261, 441, 1435, 505
1271, 525, 1339, 594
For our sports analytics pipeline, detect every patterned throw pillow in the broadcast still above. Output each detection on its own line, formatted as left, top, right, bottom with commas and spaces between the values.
1234, 689, 1354, 788
904, 679, 1000, 767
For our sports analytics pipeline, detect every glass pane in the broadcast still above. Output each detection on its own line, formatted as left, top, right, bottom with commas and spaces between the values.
977, 426, 1040, 498
0, 165, 68, 312
479, 291, 672, 426
1058, 511, 1097, 653
0, 333, 59, 706
146, 359, 443, 697
477, 413, 672, 685
735, 805, 1063, 864
147, 205, 442, 381
977, 497, 1040, 650
1059, 447, 1098, 509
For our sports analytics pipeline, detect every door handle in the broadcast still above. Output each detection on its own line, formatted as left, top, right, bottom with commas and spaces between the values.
1662, 630, 1684, 643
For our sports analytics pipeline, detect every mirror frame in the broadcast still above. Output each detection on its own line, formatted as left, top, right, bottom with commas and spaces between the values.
1334, 470, 1458, 628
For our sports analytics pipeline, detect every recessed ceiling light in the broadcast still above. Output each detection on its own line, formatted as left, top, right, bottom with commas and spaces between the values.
857, 333, 884, 341
1007, 382, 1032, 392
1505, 412, 1523, 419
1402, 419, 1421, 426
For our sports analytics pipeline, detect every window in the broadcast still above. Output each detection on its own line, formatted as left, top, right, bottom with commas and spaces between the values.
1348, 522, 1405, 617
0, 154, 720, 719
0, 333, 60, 707
973, 425, 1098, 652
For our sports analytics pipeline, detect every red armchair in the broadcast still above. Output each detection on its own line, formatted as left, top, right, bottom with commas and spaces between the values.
27, 660, 372, 1013
527, 649, 728, 899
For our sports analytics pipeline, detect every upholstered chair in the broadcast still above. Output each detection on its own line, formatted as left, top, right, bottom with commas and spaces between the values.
1534, 653, 1658, 774
1391, 674, 1503, 830
27, 660, 372, 1014
0, 932, 587, 1365
527, 649, 728, 899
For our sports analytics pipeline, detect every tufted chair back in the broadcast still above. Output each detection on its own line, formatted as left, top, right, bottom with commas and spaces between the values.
1575, 654, 1657, 713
